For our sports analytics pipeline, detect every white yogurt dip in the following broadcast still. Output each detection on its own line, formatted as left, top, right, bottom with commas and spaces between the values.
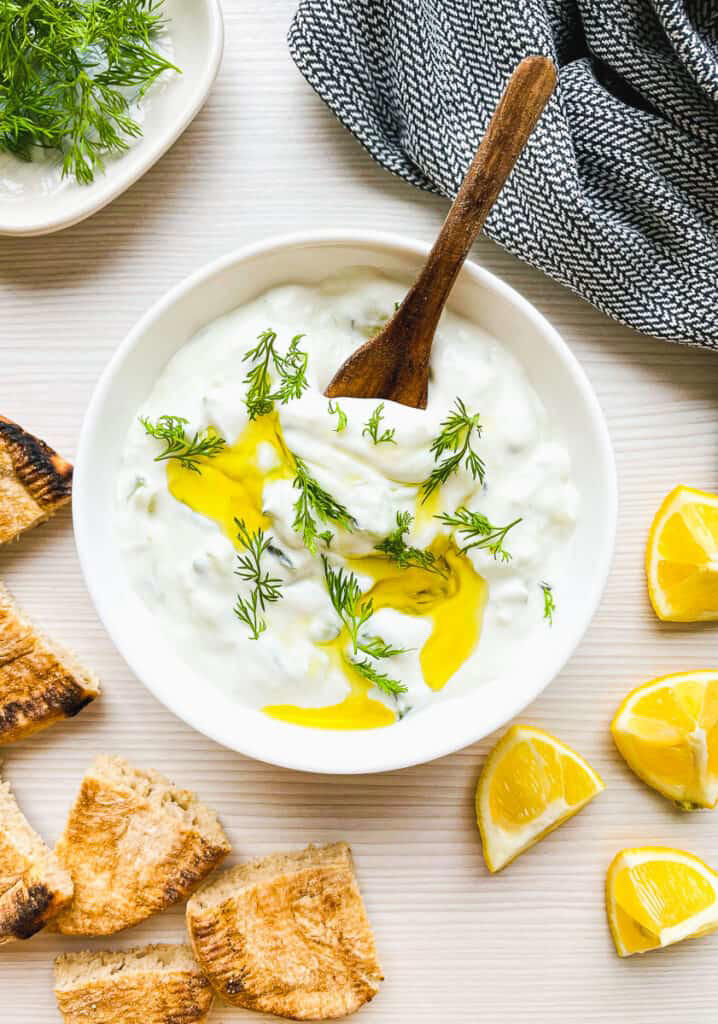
115, 269, 578, 729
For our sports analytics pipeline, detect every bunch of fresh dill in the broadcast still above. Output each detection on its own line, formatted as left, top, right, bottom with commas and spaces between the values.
0, 0, 179, 184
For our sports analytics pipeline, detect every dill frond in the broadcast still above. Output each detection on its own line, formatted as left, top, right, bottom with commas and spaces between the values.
140, 414, 225, 473
242, 329, 308, 420
374, 511, 446, 576
327, 399, 347, 432
437, 506, 521, 563
233, 519, 284, 639
362, 403, 396, 445
291, 455, 355, 554
349, 657, 407, 698
421, 398, 485, 502
322, 556, 408, 705
0, 0, 180, 184
541, 581, 556, 624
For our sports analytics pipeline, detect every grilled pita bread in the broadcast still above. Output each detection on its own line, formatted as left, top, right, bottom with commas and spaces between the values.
0, 769, 73, 943
0, 582, 99, 744
54, 945, 214, 1024
186, 842, 383, 1020
0, 416, 72, 545
54, 755, 231, 936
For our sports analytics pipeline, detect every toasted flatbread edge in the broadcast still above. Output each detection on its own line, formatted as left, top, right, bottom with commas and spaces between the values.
0, 581, 100, 744
54, 944, 214, 1023
0, 771, 74, 943
0, 415, 72, 519
53, 755, 231, 937
186, 843, 383, 1020
0, 867, 74, 942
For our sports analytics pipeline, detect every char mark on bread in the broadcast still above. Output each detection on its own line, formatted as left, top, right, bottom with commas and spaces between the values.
0, 416, 72, 510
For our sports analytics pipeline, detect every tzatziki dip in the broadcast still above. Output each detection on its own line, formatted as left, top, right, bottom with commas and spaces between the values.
115, 269, 577, 730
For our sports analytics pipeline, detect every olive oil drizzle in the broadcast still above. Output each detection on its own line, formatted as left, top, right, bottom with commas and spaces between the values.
166, 412, 291, 545
163, 415, 486, 729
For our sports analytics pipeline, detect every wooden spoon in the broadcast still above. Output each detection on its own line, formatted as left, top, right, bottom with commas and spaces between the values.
325, 56, 557, 409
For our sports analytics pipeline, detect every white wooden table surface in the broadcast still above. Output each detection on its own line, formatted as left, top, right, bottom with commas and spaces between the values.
3, 3, 718, 1021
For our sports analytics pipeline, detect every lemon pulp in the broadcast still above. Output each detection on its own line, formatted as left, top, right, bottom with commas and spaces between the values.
165, 416, 486, 729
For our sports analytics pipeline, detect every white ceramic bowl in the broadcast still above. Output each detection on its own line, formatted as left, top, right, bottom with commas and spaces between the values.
74, 231, 616, 774
0, 0, 223, 236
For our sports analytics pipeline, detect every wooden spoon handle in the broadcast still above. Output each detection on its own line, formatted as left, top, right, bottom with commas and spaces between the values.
388, 56, 556, 405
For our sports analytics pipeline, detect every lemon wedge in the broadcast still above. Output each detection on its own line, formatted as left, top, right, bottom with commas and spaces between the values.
646, 485, 718, 621
612, 670, 718, 810
607, 847, 718, 956
475, 724, 604, 872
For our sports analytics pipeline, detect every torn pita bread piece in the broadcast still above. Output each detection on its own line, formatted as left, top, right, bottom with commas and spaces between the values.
54, 755, 231, 936
186, 842, 383, 1021
54, 944, 214, 1024
0, 769, 73, 943
0, 581, 100, 744
0, 416, 72, 545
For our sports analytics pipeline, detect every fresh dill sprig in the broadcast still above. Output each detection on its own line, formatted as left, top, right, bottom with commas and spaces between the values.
320, 513, 408, 708
242, 329, 309, 420
233, 588, 267, 641
362, 403, 396, 445
291, 455, 356, 554
327, 399, 347, 432
276, 334, 309, 403
350, 657, 408, 698
241, 329, 275, 419
355, 635, 406, 659
0, 0, 180, 184
322, 557, 407, 659
541, 582, 555, 625
235, 520, 283, 606
437, 507, 521, 563
321, 557, 408, 705
140, 415, 225, 473
421, 398, 485, 502
321, 556, 374, 651
233, 519, 284, 640
374, 511, 446, 577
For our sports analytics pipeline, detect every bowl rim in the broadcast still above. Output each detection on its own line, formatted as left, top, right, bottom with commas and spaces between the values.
74, 229, 617, 774
0, 0, 224, 237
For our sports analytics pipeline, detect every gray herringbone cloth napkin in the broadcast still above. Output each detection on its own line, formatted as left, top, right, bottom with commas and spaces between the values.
289, 1, 718, 348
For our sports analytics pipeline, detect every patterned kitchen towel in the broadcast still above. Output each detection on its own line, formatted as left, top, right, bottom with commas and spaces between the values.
289, 1, 718, 348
